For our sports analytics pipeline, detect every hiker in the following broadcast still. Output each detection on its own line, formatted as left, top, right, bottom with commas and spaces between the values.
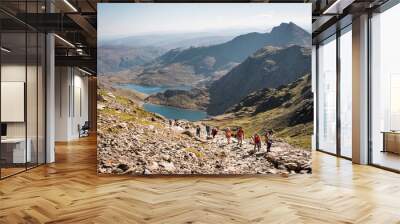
196, 126, 201, 138
169, 119, 173, 126
174, 119, 179, 126
265, 130, 273, 152
253, 133, 261, 152
225, 127, 232, 144
211, 127, 218, 139
236, 127, 244, 147
206, 125, 211, 137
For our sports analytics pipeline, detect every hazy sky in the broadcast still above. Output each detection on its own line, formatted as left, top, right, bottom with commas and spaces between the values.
98, 3, 311, 39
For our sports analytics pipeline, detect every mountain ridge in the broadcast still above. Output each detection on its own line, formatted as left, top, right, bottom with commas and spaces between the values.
134, 22, 311, 86
207, 44, 311, 115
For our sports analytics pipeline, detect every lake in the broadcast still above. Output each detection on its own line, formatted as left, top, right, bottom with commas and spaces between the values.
118, 83, 208, 121
143, 103, 208, 121
118, 83, 191, 95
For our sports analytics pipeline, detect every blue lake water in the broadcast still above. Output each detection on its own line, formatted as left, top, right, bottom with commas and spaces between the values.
118, 83, 191, 95
117, 83, 208, 121
143, 103, 208, 121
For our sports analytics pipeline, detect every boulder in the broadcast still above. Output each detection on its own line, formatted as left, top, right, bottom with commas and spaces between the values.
97, 103, 106, 110
159, 161, 176, 172
118, 123, 128, 129
182, 130, 194, 137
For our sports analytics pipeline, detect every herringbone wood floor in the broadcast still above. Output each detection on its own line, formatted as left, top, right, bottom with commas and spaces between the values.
1, 135, 400, 224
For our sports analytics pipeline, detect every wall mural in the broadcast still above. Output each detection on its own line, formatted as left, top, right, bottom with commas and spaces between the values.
97, 3, 313, 175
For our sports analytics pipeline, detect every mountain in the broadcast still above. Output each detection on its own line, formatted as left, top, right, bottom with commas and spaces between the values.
146, 35, 234, 50
205, 74, 313, 148
227, 74, 313, 125
99, 27, 272, 49
145, 88, 209, 110
135, 22, 311, 86
207, 45, 311, 115
98, 45, 165, 74
100, 33, 235, 50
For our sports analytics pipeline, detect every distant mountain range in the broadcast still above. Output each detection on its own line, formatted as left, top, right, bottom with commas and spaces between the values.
105, 35, 235, 50
98, 34, 238, 74
99, 27, 270, 48
134, 22, 311, 86
207, 45, 311, 115
98, 46, 165, 73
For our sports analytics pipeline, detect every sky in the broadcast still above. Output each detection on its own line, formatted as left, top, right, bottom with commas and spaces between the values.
98, 3, 311, 39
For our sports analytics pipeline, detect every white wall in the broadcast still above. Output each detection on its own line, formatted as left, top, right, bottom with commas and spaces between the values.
71, 73, 89, 138
1, 63, 46, 164
55, 67, 89, 141
55, 66, 70, 141
1, 64, 26, 139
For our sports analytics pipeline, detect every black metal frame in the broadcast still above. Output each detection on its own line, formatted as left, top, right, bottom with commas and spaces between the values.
367, 10, 373, 166
0, 0, 47, 180
336, 27, 341, 157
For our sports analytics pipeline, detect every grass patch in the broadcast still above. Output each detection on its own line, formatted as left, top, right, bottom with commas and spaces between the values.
107, 126, 123, 134
135, 115, 163, 128
116, 96, 131, 106
100, 108, 135, 121
98, 89, 108, 97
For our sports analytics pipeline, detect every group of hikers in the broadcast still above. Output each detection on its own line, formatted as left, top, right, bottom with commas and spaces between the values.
169, 119, 274, 152
195, 125, 219, 139
169, 119, 180, 127
195, 124, 274, 153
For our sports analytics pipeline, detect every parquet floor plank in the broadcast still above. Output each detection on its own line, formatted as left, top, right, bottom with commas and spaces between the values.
0, 135, 399, 223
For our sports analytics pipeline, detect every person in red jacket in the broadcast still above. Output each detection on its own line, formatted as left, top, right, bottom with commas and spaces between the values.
253, 133, 261, 152
236, 127, 244, 147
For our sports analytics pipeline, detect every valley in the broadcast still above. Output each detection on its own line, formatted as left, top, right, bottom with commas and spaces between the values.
98, 22, 313, 150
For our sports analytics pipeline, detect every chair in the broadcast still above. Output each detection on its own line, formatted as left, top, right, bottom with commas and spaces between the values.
79, 121, 90, 138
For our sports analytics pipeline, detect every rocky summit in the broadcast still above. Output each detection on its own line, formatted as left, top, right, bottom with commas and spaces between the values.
97, 90, 311, 176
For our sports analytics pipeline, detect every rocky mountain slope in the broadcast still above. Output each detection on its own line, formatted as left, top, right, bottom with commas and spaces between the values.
145, 88, 209, 110
208, 45, 311, 115
205, 74, 313, 148
134, 22, 311, 86
97, 90, 311, 175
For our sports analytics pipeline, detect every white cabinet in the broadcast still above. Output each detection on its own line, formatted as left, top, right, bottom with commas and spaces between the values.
1, 138, 32, 163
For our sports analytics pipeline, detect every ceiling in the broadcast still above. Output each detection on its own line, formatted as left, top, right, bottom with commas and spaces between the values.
0, 0, 392, 75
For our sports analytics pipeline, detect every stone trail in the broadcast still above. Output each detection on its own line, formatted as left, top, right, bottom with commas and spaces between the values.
97, 91, 312, 175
